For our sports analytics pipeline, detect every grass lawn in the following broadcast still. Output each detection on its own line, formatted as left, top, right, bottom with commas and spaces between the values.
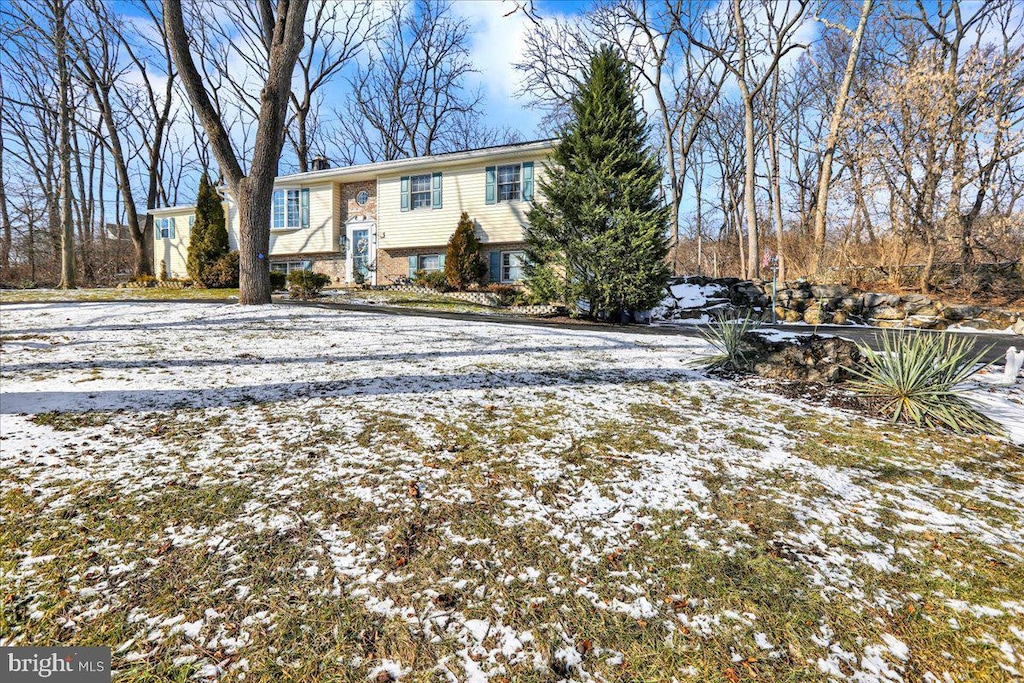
1, 301, 1022, 682
0, 287, 239, 303
324, 288, 527, 316
0, 287, 523, 317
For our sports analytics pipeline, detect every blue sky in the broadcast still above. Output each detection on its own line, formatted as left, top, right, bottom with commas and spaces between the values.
454, 0, 591, 138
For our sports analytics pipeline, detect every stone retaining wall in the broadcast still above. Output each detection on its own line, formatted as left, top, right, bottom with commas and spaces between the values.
653, 276, 1024, 334
370, 284, 562, 316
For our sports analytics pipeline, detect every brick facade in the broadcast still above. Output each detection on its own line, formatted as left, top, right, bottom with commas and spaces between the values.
339, 180, 377, 223
375, 241, 528, 285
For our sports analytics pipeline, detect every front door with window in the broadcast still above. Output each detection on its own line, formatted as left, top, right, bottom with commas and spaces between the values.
346, 219, 375, 285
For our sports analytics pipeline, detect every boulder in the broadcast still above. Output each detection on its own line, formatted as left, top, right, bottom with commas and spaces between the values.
752, 335, 863, 385
913, 304, 942, 317
1012, 317, 1024, 335
870, 306, 907, 321
803, 307, 831, 325
902, 295, 936, 315
832, 310, 849, 325
811, 284, 852, 299
838, 296, 864, 314
942, 304, 982, 321
906, 315, 942, 329
978, 309, 1019, 330
863, 293, 901, 308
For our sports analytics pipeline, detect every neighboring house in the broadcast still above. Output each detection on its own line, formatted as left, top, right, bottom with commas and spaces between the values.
149, 139, 555, 285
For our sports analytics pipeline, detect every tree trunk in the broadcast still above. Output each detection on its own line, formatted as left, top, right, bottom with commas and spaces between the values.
919, 237, 936, 294
55, 0, 76, 289
234, 180, 273, 304
694, 171, 704, 276
810, 0, 873, 276
294, 106, 309, 173
766, 70, 786, 284
0, 127, 12, 281
740, 95, 758, 280
163, 0, 309, 305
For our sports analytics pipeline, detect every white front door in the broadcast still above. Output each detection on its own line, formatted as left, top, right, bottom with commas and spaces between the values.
346, 218, 376, 285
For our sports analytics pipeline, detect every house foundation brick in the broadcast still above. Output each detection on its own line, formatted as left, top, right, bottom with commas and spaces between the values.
374, 241, 528, 285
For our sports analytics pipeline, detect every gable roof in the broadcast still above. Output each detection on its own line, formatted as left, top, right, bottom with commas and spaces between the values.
273, 138, 557, 184
149, 139, 557, 214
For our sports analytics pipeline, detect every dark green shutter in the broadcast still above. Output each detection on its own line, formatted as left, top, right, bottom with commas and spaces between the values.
522, 161, 534, 201
400, 176, 410, 212
432, 172, 442, 209
485, 166, 496, 205
408, 255, 417, 278
489, 251, 500, 282
300, 188, 310, 228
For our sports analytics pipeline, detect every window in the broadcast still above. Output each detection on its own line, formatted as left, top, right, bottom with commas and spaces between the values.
486, 162, 532, 205
270, 261, 311, 274
417, 254, 442, 272
401, 173, 441, 211
272, 188, 309, 229
156, 217, 175, 239
410, 174, 432, 209
501, 251, 526, 282
497, 164, 521, 202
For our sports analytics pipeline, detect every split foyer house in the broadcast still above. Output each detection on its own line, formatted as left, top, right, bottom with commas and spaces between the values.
149, 139, 556, 286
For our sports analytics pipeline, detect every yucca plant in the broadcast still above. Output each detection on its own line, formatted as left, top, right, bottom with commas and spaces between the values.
697, 311, 762, 370
848, 331, 1001, 435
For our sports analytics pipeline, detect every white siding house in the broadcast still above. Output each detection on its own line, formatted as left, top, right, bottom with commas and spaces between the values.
151, 139, 556, 284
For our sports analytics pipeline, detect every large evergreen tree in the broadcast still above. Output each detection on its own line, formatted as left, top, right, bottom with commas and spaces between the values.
186, 173, 229, 284
525, 45, 669, 320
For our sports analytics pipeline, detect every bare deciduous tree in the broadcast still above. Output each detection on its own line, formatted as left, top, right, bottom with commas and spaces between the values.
809, 0, 874, 276
342, 0, 482, 162
163, 0, 309, 305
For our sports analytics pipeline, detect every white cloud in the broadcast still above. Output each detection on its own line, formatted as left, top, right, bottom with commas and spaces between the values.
455, 0, 533, 102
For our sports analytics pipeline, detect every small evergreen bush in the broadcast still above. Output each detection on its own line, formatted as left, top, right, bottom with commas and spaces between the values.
187, 173, 229, 285
485, 283, 523, 307
413, 270, 451, 292
444, 212, 486, 289
288, 269, 331, 299
269, 271, 287, 290
204, 251, 240, 289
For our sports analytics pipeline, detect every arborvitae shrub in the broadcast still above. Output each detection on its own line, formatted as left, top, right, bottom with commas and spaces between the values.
187, 173, 229, 285
203, 251, 240, 289
287, 270, 331, 299
444, 212, 486, 290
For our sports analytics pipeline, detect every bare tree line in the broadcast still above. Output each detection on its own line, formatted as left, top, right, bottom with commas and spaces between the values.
516, 0, 1024, 293
1, 0, 1021, 297
0, 0, 512, 293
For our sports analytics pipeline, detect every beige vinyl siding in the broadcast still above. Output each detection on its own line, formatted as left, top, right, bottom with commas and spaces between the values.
226, 182, 337, 256
152, 208, 195, 278
377, 154, 548, 249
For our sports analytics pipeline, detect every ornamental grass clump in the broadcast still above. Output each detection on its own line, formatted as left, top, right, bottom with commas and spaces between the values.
849, 331, 1000, 435
698, 312, 762, 371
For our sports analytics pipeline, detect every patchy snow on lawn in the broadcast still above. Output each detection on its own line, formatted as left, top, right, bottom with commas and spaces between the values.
1, 301, 1023, 682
